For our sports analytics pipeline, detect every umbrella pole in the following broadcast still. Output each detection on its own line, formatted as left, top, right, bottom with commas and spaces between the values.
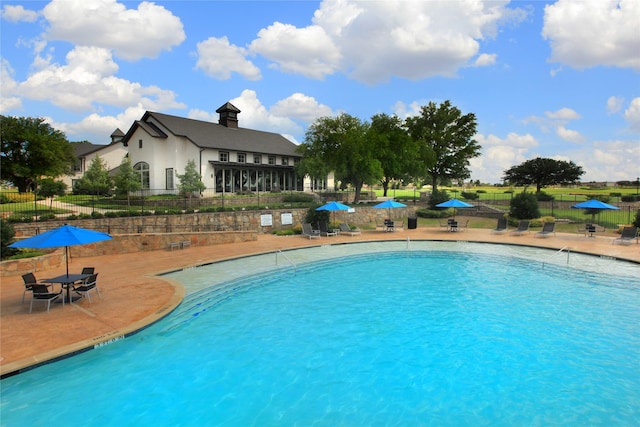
65, 246, 69, 277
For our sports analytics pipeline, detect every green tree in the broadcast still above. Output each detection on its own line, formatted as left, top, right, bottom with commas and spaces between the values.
0, 115, 75, 192
502, 157, 584, 193
114, 157, 142, 207
509, 191, 540, 219
298, 113, 382, 202
74, 156, 112, 196
368, 113, 421, 197
37, 178, 67, 209
404, 100, 480, 193
1, 220, 18, 259
177, 159, 206, 206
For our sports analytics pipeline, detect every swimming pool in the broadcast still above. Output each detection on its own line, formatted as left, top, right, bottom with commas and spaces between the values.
1, 242, 639, 426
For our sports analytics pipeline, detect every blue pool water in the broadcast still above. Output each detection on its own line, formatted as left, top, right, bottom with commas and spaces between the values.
1, 243, 639, 426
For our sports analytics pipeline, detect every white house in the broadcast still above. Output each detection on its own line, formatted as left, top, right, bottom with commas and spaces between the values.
122, 102, 331, 195
63, 129, 128, 190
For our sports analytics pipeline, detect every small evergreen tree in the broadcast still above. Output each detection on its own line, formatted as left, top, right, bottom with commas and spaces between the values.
177, 159, 206, 207
37, 178, 67, 209
74, 156, 112, 196
114, 157, 142, 207
510, 192, 540, 219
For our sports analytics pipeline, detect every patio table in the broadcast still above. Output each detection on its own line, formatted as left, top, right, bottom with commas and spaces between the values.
43, 273, 91, 303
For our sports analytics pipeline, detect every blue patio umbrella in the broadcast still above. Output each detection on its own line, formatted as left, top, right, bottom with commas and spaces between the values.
571, 199, 620, 224
436, 198, 474, 220
373, 199, 407, 220
9, 224, 112, 277
316, 201, 352, 225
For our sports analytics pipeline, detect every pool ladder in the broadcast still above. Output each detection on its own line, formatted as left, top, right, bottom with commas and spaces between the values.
276, 250, 297, 274
542, 246, 570, 269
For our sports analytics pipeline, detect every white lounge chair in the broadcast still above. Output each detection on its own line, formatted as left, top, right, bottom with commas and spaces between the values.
339, 223, 361, 236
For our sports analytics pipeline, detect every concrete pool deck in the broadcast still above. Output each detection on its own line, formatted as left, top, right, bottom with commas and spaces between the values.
1, 222, 638, 377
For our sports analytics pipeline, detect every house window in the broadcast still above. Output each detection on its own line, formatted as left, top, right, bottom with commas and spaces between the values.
134, 162, 150, 189
220, 151, 229, 162
253, 154, 261, 164
282, 157, 289, 166
268, 156, 276, 165
166, 168, 174, 190
138, 139, 143, 149
237, 153, 246, 163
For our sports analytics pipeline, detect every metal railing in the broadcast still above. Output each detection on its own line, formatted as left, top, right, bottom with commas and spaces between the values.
276, 250, 297, 274
542, 246, 570, 269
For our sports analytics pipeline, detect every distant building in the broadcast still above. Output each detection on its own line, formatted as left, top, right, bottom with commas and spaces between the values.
122, 102, 330, 195
63, 129, 128, 190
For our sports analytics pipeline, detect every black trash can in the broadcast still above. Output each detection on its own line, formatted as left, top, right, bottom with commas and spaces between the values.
408, 217, 418, 229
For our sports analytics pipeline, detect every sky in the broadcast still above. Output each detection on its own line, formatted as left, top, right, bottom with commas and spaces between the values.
1, 0, 639, 184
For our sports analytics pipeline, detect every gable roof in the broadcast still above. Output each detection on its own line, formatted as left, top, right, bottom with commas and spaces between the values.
124, 111, 300, 157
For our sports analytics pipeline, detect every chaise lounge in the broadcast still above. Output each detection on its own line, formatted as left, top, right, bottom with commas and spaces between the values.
612, 226, 639, 245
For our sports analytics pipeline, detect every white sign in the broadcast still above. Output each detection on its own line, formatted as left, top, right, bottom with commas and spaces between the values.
260, 214, 273, 227
281, 213, 293, 225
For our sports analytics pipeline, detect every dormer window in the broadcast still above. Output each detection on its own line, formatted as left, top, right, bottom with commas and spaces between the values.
219, 151, 229, 162
237, 153, 246, 163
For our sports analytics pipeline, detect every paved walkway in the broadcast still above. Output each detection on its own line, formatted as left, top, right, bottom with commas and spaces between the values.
2, 222, 638, 377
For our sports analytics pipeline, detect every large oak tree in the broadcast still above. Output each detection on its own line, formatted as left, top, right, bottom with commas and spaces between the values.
502, 157, 584, 193
1, 116, 75, 192
369, 113, 423, 197
297, 113, 382, 203
404, 100, 480, 192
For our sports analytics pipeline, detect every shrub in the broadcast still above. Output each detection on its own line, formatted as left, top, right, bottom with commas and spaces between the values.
461, 191, 479, 200
535, 191, 554, 201
416, 208, 450, 218
282, 194, 314, 203
428, 189, 450, 209
633, 210, 640, 228
609, 192, 621, 197
509, 192, 540, 219
1, 220, 19, 258
91, 211, 104, 219
621, 195, 636, 202
39, 213, 57, 221
305, 205, 329, 226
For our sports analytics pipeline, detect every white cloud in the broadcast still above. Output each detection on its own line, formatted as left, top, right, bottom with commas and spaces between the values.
195, 37, 261, 81
1, 4, 38, 22
50, 106, 147, 143
568, 140, 640, 182
546, 107, 580, 120
249, 22, 342, 80
556, 126, 584, 143
189, 90, 334, 142
0, 59, 22, 113
542, 0, 640, 70
17, 46, 185, 112
624, 97, 640, 133
473, 53, 497, 67
271, 93, 334, 123
471, 132, 539, 184
607, 96, 625, 114
42, 0, 185, 61
245, 0, 527, 83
